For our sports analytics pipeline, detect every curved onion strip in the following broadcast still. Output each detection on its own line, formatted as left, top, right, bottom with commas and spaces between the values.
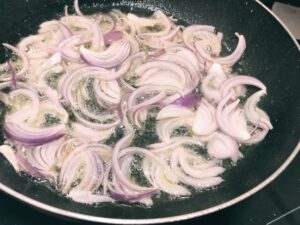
4, 122, 65, 146
183, 25, 215, 50
8, 88, 40, 123
201, 63, 227, 104
143, 158, 190, 196
127, 85, 173, 112
196, 33, 246, 66
15, 147, 46, 178
220, 75, 267, 98
178, 148, 225, 179
244, 90, 273, 129
216, 93, 251, 140
2, 43, 29, 77
192, 30, 222, 56
207, 132, 243, 162
242, 123, 270, 145
148, 136, 203, 153
0, 145, 20, 171
74, 0, 84, 16
112, 134, 157, 192
80, 39, 130, 68
59, 148, 104, 193
172, 91, 200, 107
156, 118, 188, 143
68, 191, 113, 204
70, 122, 114, 142
8, 60, 17, 89
170, 147, 224, 188
192, 99, 218, 136
157, 104, 193, 120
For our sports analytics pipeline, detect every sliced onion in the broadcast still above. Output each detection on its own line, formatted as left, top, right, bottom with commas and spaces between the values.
220, 75, 267, 98
170, 147, 224, 188
58, 21, 73, 39
143, 158, 190, 196
192, 99, 218, 136
68, 191, 113, 204
201, 63, 227, 104
178, 148, 225, 179
182, 25, 215, 51
148, 136, 203, 153
157, 105, 194, 120
192, 30, 222, 56
207, 132, 242, 162
7, 60, 17, 89
112, 134, 158, 193
0, 145, 20, 171
70, 122, 114, 142
59, 148, 104, 193
74, 0, 84, 16
94, 79, 121, 107
216, 93, 251, 141
244, 90, 273, 129
196, 33, 246, 66
2, 43, 29, 77
172, 91, 200, 107
156, 118, 187, 143
15, 147, 46, 178
4, 122, 64, 146
127, 85, 172, 112
80, 39, 130, 68
104, 31, 123, 45
8, 88, 40, 123
242, 123, 270, 145
24, 138, 65, 178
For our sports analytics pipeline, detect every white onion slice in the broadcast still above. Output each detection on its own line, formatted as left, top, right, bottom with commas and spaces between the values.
157, 105, 194, 120
0, 145, 20, 171
201, 63, 227, 104
244, 90, 273, 129
192, 99, 218, 136
207, 132, 242, 162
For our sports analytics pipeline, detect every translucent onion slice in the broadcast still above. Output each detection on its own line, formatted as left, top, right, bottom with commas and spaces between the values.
244, 90, 273, 130
196, 33, 246, 66
68, 191, 113, 204
157, 105, 194, 120
0, 145, 20, 171
220, 75, 267, 99
2, 43, 29, 77
59, 148, 104, 193
207, 132, 243, 162
4, 121, 65, 146
182, 25, 215, 51
192, 99, 218, 136
70, 122, 114, 142
201, 63, 227, 104
178, 148, 224, 179
216, 94, 251, 141
170, 147, 224, 188
143, 158, 191, 196
80, 39, 131, 68
156, 118, 187, 143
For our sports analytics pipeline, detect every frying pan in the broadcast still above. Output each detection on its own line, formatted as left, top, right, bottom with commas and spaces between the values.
0, 0, 299, 224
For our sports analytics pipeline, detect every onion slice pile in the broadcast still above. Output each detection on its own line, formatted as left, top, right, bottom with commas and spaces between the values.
0, 0, 273, 206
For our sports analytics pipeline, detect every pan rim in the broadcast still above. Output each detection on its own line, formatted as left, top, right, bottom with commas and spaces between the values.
0, 0, 299, 224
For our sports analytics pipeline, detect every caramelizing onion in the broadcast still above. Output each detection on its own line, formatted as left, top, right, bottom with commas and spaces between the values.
0, 0, 272, 206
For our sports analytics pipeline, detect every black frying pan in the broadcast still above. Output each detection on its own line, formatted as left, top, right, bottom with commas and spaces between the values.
0, 0, 299, 224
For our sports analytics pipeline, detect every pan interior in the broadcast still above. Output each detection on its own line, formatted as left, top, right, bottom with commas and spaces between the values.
0, 0, 299, 221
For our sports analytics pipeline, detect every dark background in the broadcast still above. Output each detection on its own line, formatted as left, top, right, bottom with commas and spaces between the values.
0, 0, 299, 225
